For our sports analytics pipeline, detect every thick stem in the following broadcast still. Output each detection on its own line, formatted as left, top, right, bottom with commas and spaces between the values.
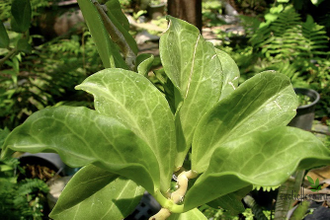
171, 170, 197, 203
150, 170, 198, 219
149, 208, 171, 220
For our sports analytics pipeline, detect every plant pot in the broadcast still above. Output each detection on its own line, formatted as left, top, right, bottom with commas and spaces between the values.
19, 153, 66, 175
288, 88, 320, 130
147, 3, 166, 19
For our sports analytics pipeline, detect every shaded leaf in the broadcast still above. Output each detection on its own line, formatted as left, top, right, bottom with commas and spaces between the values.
76, 69, 176, 193
1, 106, 159, 193
0, 22, 9, 48
50, 164, 144, 219
184, 127, 330, 210
10, 0, 31, 33
192, 71, 298, 173
16, 37, 32, 53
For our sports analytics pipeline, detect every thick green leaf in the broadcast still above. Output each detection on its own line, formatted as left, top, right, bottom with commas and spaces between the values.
77, 0, 128, 69
76, 69, 176, 193
160, 16, 223, 167
1, 106, 159, 192
192, 71, 298, 172
168, 208, 208, 220
10, 0, 31, 33
185, 127, 330, 210
0, 22, 9, 48
50, 164, 144, 219
207, 186, 252, 215
216, 48, 240, 101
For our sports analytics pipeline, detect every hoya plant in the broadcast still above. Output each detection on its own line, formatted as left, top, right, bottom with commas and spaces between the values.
2, 0, 330, 219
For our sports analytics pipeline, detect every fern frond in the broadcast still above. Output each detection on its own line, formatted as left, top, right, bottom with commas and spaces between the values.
251, 5, 329, 60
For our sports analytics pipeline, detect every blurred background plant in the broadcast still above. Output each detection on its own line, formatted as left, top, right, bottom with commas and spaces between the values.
0, 0, 101, 130
0, 128, 51, 220
217, 0, 330, 120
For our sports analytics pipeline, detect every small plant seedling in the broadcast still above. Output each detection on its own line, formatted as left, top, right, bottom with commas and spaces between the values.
307, 176, 322, 192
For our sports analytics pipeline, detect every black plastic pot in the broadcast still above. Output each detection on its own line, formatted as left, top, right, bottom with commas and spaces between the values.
19, 152, 79, 176
288, 88, 320, 130
19, 153, 66, 175
147, 3, 166, 19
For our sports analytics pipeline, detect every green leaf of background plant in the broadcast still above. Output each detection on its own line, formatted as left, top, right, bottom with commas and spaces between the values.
1, 106, 160, 193
315, 178, 319, 187
76, 69, 176, 193
185, 127, 330, 211
16, 38, 32, 53
77, 0, 128, 69
167, 208, 208, 220
105, 0, 130, 32
160, 16, 223, 167
0, 22, 9, 48
192, 71, 298, 173
307, 176, 315, 185
10, 0, 31, 33
105, 0, 139, 55
50, 164, 144, 219
216, 49, 240, 101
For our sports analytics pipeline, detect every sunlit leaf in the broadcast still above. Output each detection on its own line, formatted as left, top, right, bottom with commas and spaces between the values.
216, 48, 240, 100
185, 127, 330, 210
76, 69, 176, 193
160, 16, 223, 167
1, 106, 159, 193
192, 71, 299, 172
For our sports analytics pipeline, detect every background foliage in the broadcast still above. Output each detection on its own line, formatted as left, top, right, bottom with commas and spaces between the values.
218, 0, 330, 118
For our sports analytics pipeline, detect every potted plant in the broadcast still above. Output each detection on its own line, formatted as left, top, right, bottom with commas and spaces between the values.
147, 0, 166, 19
288, 88, 320, 130
1, 1, 330, 219
275, 88, 321, 219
